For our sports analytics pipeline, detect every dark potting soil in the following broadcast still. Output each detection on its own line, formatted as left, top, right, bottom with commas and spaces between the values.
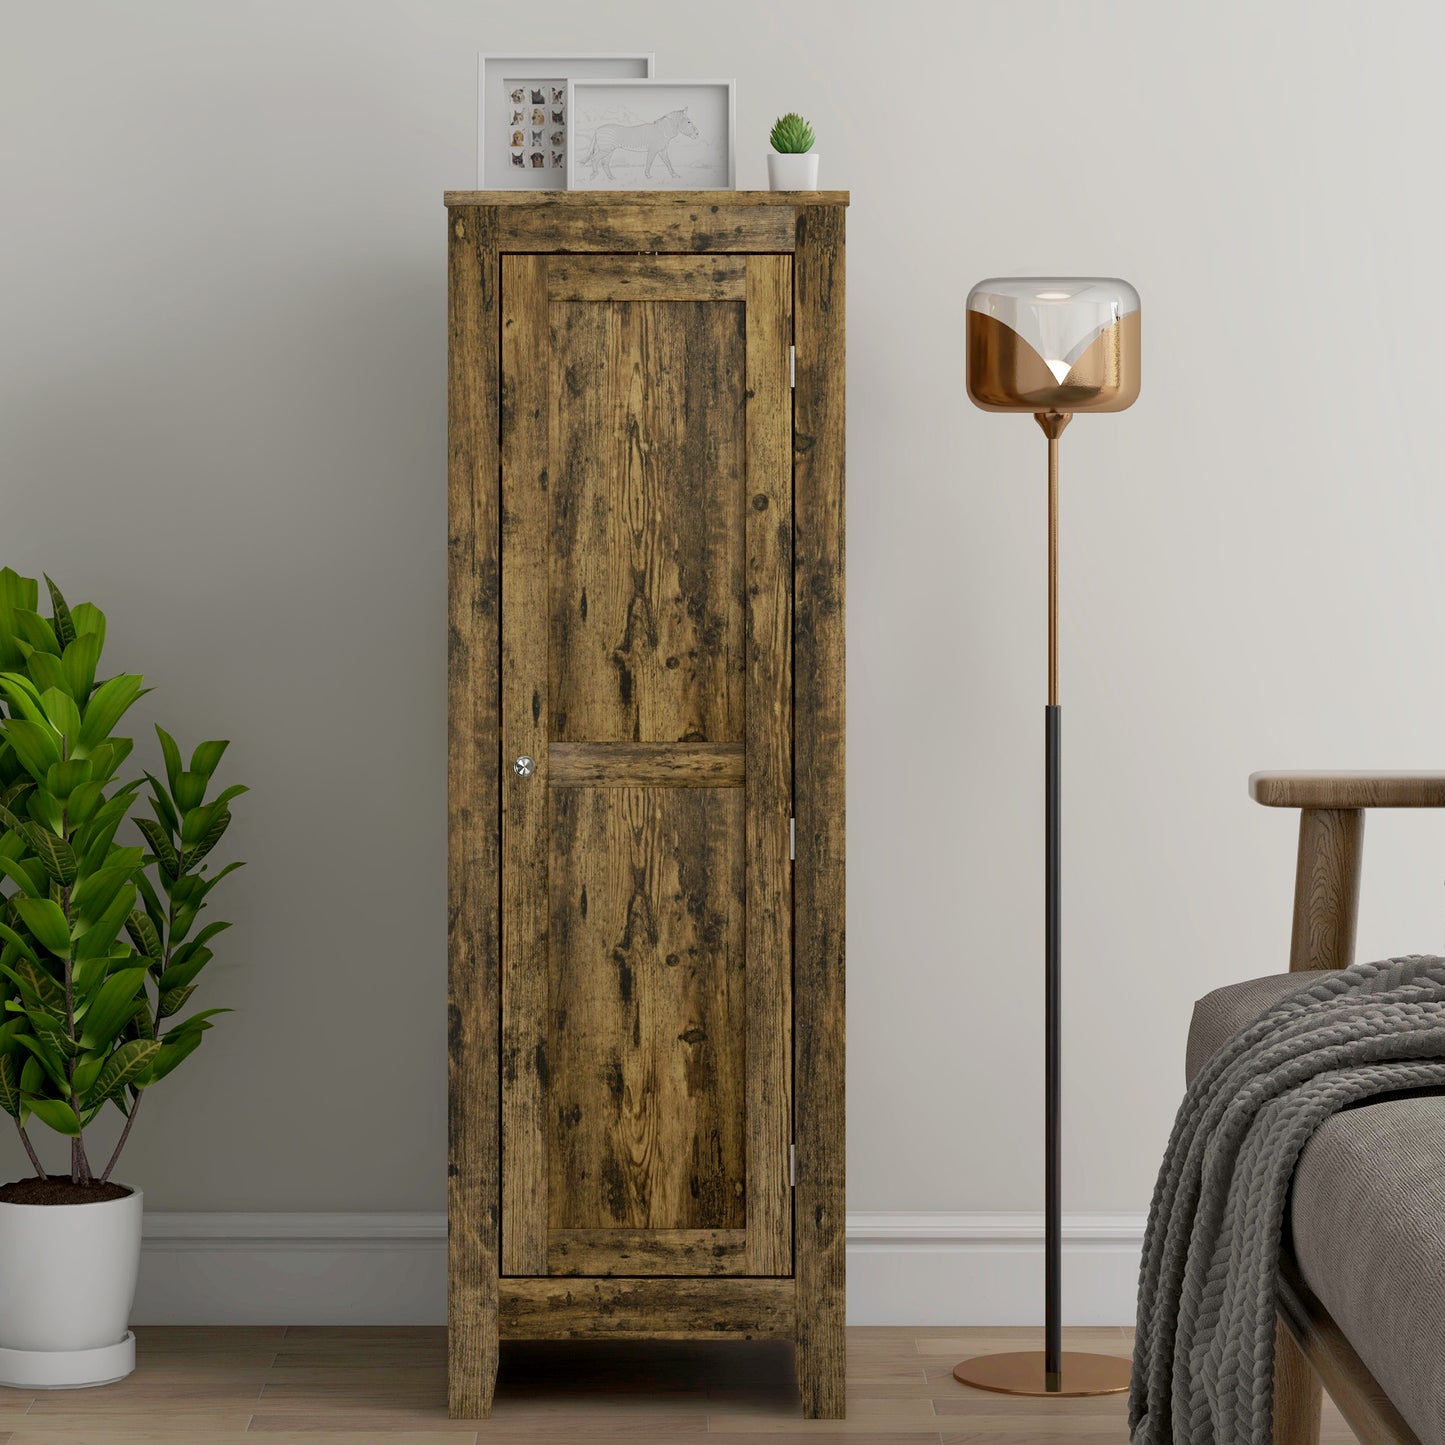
0, 1176, 133, 1206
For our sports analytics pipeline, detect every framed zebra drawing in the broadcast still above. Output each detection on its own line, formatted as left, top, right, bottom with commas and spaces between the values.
566, 79, 735, 191
477, 54, 654, 189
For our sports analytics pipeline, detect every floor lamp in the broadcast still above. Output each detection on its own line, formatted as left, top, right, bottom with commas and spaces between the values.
953, 278, 1141, 1398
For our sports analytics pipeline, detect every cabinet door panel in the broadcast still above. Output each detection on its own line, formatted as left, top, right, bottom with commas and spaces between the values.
548, 295, 746, 745
500, 253, 793, 1278
548, 786, 745, 1232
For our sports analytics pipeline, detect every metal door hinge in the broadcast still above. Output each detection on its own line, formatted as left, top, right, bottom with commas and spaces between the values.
789, 1143, 796, 1188
789, 345, 795, 389
789, 817, 795, 860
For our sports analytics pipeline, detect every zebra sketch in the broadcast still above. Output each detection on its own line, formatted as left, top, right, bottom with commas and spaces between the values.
580, 107, 698, 181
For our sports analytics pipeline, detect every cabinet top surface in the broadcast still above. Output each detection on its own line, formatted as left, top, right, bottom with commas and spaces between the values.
444, 189, 848, 207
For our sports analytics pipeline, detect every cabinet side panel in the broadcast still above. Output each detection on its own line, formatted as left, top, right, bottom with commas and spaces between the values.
744, 255, 795, 1277
447, 204, 502, 1419
792, 203, 846, 1420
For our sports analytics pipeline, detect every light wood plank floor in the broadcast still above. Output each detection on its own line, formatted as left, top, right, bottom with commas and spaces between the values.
0, 1326, 1359, 1443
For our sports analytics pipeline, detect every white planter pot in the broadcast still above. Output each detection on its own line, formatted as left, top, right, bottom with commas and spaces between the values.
767, 153, 820, 191
0, 1185, 141, 1388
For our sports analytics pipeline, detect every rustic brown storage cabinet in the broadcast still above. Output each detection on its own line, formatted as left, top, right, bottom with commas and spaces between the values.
444, 191, 846, 1419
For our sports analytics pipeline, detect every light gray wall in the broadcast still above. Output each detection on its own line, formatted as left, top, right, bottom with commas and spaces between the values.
3, 0, 1444, 1216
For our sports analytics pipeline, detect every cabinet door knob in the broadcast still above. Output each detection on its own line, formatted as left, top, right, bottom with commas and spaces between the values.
512, 755, 536, 778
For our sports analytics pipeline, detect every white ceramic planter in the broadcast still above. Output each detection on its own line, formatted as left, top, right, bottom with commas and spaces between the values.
0, 1185, 141, 1388
767, 153, 820, 191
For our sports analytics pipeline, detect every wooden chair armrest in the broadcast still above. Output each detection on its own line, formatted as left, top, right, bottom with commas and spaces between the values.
1250, 772, 1445, 809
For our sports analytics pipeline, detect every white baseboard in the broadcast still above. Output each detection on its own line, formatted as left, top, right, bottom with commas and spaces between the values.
137, 1214, 448, 1326
134, 1211, 1146, 1327
844, 1212, 1145, 1326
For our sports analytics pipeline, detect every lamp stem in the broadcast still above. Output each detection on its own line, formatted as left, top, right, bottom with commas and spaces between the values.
1037, 411, 1070, 706
1035, 409, 1070, 1390
1049, 435, 1058, 705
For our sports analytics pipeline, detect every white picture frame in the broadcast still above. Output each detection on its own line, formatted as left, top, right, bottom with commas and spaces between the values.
565, 79, 736, 192
477, 53, 654, 190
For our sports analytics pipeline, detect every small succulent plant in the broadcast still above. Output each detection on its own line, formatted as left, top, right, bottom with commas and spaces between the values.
769, 113, 815, 154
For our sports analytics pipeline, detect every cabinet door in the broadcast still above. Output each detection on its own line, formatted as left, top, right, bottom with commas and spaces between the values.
499, 253, 794, 1279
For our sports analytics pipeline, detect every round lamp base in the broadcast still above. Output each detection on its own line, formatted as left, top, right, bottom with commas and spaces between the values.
952, 1349, 1131, 1398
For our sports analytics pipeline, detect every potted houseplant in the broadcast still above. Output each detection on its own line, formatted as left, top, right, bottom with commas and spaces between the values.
0, 568, 244, 1389
767, 112, 819, 191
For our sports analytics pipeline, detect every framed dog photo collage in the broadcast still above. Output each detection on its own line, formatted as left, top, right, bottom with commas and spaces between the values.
477, 54, 654, 190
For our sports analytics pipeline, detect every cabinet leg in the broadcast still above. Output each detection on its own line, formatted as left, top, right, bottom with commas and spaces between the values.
447, 1315, 498, 1419
1272, 1315, 1321, 1445
796, 1327, 846, 1419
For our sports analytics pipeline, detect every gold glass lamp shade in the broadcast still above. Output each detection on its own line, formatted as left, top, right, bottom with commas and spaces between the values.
966, 277, 1140, 414
952, 277, 1138, 1401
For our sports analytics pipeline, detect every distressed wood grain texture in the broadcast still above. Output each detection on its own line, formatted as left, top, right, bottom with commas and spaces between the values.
497, 202, 798, 254
548, 293, 746, 744
549, 741, 745, 787
443, 189, 846, 263
547, 1227, 746, 1276
499, 253, 551, 1277
1288, 808, 1363, 974
449, 201, 844, 1408
743, 254, 794, 1278
494, 205, 791, 252
547, 255, 747, 301
791, 202, 848, 1418
446, 204, 502, 1419
498, 1278, 797, 1340
547, 786, 746, 1242
499, 249, 804, 1286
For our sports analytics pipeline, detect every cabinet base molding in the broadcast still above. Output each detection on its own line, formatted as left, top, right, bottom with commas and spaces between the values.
498, 1277, 797, 1340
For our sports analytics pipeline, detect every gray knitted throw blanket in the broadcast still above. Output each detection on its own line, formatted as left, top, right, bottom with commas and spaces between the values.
1130, 955, 1445, 1445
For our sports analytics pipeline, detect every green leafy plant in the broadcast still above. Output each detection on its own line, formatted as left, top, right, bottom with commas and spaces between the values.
769, 112, 816, 154
0, 569, 244, 1186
